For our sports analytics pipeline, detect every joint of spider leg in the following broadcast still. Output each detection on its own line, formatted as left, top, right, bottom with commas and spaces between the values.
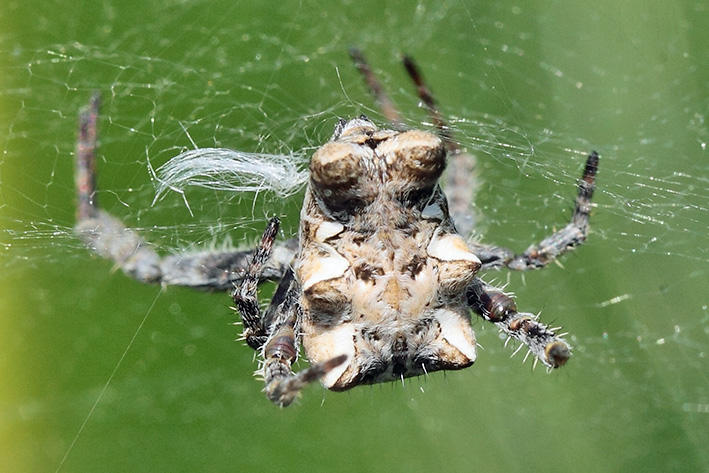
263, 365, 294, 401
508, 316, 537, 334
506, 314, 571, 368
468, 287, 518, 323
263, 334, 298, 364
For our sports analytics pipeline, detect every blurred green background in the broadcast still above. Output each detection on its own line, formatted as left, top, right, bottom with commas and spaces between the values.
1, 1, 708, 472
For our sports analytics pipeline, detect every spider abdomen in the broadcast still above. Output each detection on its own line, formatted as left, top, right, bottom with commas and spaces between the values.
296, 117, 481, 390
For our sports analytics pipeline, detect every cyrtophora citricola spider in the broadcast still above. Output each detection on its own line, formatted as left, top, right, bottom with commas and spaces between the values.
75, 49, 598, 406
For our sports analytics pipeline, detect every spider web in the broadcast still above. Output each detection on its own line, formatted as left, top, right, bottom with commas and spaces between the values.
1, 1, 708, 472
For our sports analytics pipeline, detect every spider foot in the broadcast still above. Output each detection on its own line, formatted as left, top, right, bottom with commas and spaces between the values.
502, 313, 571, 368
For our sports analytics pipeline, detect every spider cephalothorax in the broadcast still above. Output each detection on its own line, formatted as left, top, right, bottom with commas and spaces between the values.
75, 50, 597, 406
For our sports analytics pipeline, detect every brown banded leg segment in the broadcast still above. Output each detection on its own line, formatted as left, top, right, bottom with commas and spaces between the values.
76, 93, 101, 222
260, 277, 347, 407
470, 152, 599, 270
466, 278, 571, 368
401, 55, 454, 148
349, 47, 405, 130
232, 217, 280, 350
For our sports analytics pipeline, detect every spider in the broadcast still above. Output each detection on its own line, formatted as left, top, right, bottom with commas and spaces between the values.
75, 49, 598, 407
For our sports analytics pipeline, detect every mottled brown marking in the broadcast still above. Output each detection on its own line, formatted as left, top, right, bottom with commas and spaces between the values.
405, 255, 426, 278
353, 262, 383, 282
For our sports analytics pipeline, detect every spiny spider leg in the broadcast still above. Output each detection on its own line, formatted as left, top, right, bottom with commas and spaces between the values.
260, 271, 347, 406
232, 217, 281, 350
401, 56, 601, 264
466, 278, 570, 368
74, 94, 295, 290
470, 151, 599, 271
233, 219, 347, 405
464, 153, 598, 367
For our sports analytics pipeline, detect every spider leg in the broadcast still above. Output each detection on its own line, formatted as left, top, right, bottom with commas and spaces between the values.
401, 55, 479, 237
349, 47, 406, 130
349, 49, 478, 236
471, 152, 599, 271
466, 278, 571, 368
76, 93, 101, 223
259, 272, 347, 406
232, 217, 281, 350
74, 94, 295, 290
401, 55, 455, 150
75, 93, 163, 283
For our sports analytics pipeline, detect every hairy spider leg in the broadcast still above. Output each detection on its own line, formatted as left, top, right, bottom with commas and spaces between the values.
261, 269, 348, 406
74, 94, 294, 290
75, 93, 163, 283
233, 218, 348, 405
261, 282, 347, 407
466, 278, 570, 368
469, 151, 599, 271
232, 217, 281, 349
